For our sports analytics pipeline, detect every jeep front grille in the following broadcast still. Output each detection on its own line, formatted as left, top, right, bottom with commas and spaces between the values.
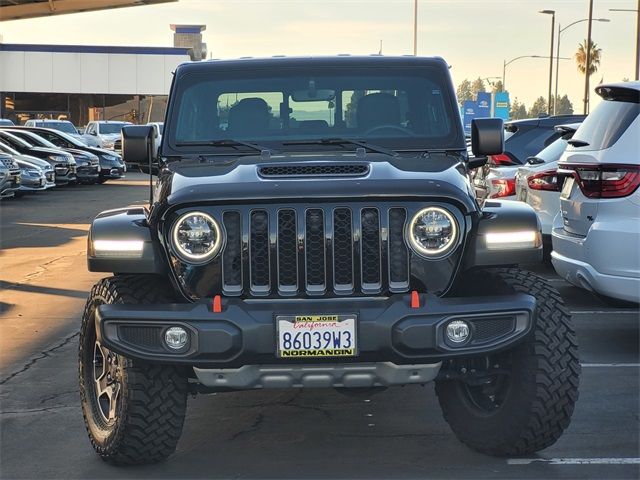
220, 205, 410, 297
258, 163, 369, 178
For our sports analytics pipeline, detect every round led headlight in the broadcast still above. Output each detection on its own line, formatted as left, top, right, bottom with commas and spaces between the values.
407, 207, 458, 258
171, 212, 223, 264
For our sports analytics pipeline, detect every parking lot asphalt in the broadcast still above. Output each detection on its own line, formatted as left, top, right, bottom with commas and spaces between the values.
1, 173, 638, 479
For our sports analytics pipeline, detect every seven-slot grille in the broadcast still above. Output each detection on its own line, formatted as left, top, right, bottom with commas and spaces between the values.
221, 206, 410, 297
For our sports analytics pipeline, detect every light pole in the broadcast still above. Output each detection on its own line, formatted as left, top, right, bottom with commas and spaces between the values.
540, 10, 556, 115
413, 0, 418, 56
584, 0, 594, 114
503, 55, 543, 90
610, 2, 640, 80
554, 18, 609, 114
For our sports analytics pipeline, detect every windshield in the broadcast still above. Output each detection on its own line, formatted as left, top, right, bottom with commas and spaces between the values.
98, 123, 128, 135
36, 121, 78, 135
167, 66, 462, 153
531, 136, 571, 163
15, 131, 59, 149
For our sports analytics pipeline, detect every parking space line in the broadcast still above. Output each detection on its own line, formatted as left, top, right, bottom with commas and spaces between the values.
508, 458, 640, 465
581, 363, 640, 368
570, 310, 639, 315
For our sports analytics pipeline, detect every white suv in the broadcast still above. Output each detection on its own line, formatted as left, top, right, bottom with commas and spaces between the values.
83, 121, 131, 150
552, 82, 640, 303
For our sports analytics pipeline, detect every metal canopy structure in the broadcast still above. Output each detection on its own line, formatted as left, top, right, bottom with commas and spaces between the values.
0, 0, 177, 21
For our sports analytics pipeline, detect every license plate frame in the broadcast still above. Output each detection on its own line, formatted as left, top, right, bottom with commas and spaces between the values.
275, 314, 358, 358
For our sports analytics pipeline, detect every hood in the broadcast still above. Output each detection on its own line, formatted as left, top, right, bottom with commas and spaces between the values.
14, 153, 51, 170
15, 158, 43, 172
100, 133, 121, 140
162, 152, 477, 214
85, 147, 121, 159
67, 148, 99, 160
30, 147, 74, 161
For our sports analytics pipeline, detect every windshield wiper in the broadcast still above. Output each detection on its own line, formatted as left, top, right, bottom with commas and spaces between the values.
283, 138, 399, 157
175, 138, 273, 153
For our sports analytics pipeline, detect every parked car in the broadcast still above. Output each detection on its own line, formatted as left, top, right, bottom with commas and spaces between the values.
17, 126, 126, 183
0, 130, 77, 184
0, 152, 21, 198
14, 159, 47, 195
83, 121, 131, 150
79, 55, 579, 465
3, 129, 99, 184
0, 141, 56, 188
473, 114, 586, 201
0, 119, 15, 126
552, 82, 640, 304
23, 119, 99, 147
515, 123, 582, 252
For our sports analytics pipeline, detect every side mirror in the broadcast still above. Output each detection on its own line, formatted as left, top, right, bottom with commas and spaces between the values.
471, 118, 504, 157
122, 125, 153, 165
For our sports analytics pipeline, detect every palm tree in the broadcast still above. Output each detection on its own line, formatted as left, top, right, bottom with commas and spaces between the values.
575, 39, 602, 76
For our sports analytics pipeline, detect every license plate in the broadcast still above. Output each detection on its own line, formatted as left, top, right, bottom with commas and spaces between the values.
560, 176, 574, 199
276, 314, 357, 358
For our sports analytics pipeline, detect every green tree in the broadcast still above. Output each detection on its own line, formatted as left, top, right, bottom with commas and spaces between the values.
491, 80, 505, 93
509, 98, 527, 120
456, 79, 473, 106
554, 95, 574, 115
575, 39, 602, 77
528, 96, 548, 118
345, 90, 365, 127
471, 77, 487, 95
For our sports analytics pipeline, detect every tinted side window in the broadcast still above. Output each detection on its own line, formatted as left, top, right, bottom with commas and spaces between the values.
571, 100, 639, 150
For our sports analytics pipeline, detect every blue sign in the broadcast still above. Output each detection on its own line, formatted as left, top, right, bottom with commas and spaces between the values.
494, 92, 510, 121
463, 100, 477, 135
476, 92, 492, 118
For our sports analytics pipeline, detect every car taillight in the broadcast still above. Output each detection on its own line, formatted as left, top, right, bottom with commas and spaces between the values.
490, 178, 516, 198
559, 163, 640, 198
490, 154, 516, 166
527, 169, 559, 191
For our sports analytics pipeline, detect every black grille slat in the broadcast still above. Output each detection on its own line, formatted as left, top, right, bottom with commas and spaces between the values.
277, 209, 298, 291
472, 318, 516, 342
221, 204, 416, 297
305, 209, 326, 292
388, 208, 409, 290
259, 164, 369, 178
360, 208, 381, 290
333, 208, 354, 290
222, 212, 242, 292
119, 326, 162, 352
250, 210, 270, 292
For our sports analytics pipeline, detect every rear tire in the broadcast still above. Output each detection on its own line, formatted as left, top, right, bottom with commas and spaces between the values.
436, 268, 580, 456
79, 275, 188, 465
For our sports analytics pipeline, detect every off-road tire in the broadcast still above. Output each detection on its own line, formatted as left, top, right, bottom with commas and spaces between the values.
436, 267, 580, 456
79, 275, 188, 465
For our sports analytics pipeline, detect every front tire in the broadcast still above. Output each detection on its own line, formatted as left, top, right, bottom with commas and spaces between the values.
79, 275, 188, 465
436, 268, 580, 456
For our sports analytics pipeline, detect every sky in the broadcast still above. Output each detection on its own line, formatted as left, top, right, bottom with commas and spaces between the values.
0, 0, 637, 111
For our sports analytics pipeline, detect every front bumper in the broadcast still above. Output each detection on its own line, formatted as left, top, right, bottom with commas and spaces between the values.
99, 165, 125, 179
96, 293, 536, 376
0, 171, 21, 198
18, 175, 47, 191
54, 164, 76, 184
77, 165, 100, 183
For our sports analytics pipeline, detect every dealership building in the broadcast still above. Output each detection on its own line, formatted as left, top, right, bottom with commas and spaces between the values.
0, 0, 205, 127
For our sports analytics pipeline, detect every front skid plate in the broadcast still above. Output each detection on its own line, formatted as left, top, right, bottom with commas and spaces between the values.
193, 361, 442, 389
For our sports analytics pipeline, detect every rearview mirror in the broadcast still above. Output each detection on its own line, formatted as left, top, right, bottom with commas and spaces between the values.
291, 89, 335, 102
471, 118, 504, 157
122, 125, 154, 165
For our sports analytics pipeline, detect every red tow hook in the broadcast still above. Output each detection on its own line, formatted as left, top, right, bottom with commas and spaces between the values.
212, 295, 223, 313
410, 290, 421, 309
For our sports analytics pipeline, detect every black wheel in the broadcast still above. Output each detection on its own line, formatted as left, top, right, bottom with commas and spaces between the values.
79, 275, 188, 465
436, 268, 580, 456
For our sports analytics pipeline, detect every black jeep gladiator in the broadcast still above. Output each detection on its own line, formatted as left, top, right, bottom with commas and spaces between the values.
79, 56, 580, 464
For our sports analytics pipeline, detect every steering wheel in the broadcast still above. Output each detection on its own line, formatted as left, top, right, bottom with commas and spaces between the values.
364, 124, 414, 136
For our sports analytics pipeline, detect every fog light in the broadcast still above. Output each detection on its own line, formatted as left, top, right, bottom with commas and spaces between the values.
446, 320, 470, 344
164, 327, 188, 350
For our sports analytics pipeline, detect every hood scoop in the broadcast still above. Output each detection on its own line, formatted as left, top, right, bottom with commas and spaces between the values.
258, 163, 370, 178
